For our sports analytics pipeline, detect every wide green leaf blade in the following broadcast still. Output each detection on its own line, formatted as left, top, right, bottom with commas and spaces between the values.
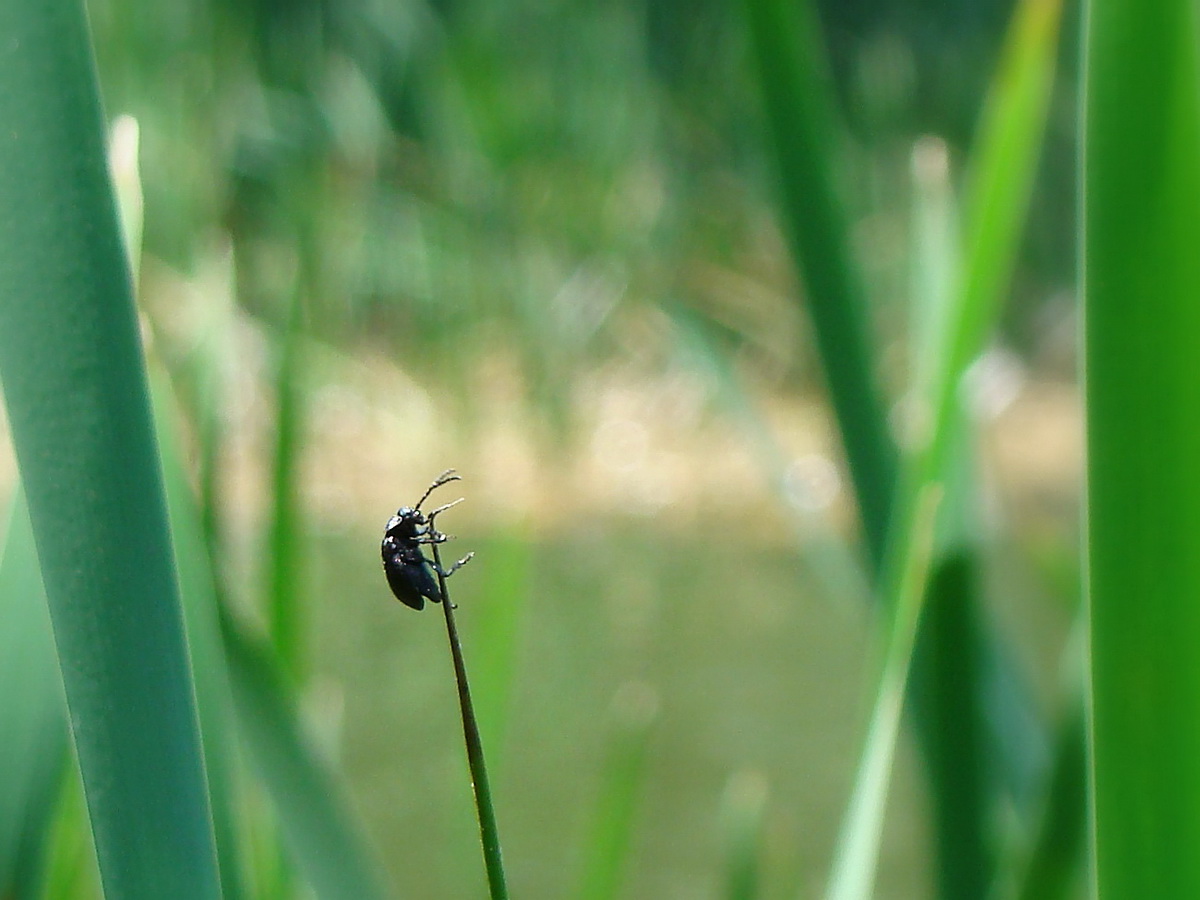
0, 1, 220, 896
1085, 0, 1200, 893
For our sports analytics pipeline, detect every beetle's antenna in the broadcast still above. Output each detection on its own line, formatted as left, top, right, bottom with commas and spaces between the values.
415, 469, 461, 510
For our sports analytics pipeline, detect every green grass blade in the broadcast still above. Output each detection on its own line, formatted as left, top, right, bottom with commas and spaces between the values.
1084, 0, 1200, 893
939, 0, 1063, 417
266, 281, 308, 680
0, 491, 70, 899
721, 771, 768, 900
38, 769, 102, 900
1014, 669, 1086, 900
821, 0, 1063, 891
220, 607, 390, 900
576, 684, 658, 900
0, 2, 220, 897
741, 0, 897, 567
152, 375, 251, 900
470, 529, 532, 774
904, 140, 995, 896
902, 0, 1061, 514
825, 486, 941, 900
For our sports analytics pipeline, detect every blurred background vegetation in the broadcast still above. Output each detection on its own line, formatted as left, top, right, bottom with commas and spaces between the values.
0, 0, 1085, 896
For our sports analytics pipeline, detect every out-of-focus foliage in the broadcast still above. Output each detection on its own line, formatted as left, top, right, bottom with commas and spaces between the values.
88, 0, 1077, 393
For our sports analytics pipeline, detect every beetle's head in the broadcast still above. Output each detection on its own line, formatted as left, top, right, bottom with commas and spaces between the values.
385, 507, 428, 539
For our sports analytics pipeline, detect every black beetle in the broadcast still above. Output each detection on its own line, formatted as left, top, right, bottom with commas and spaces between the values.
382, 469, 474, 610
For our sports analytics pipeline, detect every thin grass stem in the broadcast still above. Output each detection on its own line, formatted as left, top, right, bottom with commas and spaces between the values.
431, 542, 509, 900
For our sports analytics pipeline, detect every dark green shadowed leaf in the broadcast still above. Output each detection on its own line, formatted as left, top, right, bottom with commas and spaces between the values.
741, 0, 896, 569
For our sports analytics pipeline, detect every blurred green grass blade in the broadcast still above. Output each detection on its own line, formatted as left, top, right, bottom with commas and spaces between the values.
741, 0, 896, 567
576, 684, 658, 900
118, 102, 248, 900
219, 606, 390, 900
908, 548, 993, 896
151, 374, 251, 900
267, 281, 309, 680
0, 491, 70, 899
1014, 684, 1086, 899
0, 2, 220, 897
825, 486, 940, 900
908, 139, 958, 397
721, 771, 768, 900
907, 144, 987, 891
935, 0, 1063, 431
38, 768, 102, 900
1084, 0, 1200, 893
906, 0, 1061, 505
891, 0, 1061, 889
904, 145, 994, 895
471, 528, 532, 770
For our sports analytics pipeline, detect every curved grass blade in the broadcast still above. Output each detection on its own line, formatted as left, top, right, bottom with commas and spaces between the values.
0, 1, 220, 896
220, 606, 390, 900
866, 0, 1063, 892
825, 485, 940, 900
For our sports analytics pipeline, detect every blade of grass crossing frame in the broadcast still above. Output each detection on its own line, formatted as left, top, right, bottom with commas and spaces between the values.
904, 138, 995, 897
0, 1, 220, 896
825, 486, 940, 900
881, 0, 1062, 892
1085, 1, 1200, 894
220, 606, 390, 900
899, 0, 1062, 528
743, 0, 1062, 893
0, 491, 70, 899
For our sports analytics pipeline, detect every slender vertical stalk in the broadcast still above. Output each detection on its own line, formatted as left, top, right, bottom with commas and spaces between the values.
431, 543, 509, 900
741, 0, 896, 568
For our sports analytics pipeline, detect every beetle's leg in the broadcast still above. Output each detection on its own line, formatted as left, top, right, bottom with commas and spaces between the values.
414, 469, 461, 510
413, 531, 451, 546
434, 551, 475, 579
426, 496, 464, 527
